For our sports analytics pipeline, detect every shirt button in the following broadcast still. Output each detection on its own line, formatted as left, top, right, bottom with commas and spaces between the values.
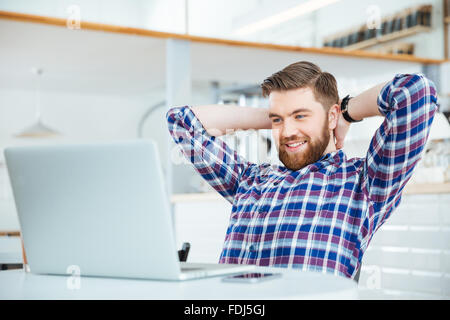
178, 136, 184, 142
273, 181, 279, 186
249, 244, 256, 251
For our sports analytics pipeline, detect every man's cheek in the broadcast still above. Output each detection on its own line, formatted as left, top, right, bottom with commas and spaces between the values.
272, 128, 281, 151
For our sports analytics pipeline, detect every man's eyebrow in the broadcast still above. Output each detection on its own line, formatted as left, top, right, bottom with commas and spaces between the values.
268, 108, 312, 118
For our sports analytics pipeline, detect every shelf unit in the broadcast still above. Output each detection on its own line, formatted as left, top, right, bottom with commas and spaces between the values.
376, 42, 414, 56
344, 25, 431, 51
324, 5, 433, 54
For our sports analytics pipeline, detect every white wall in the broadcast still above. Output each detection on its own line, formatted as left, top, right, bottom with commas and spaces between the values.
0, 88, 166, 150
0, 0, 186, 32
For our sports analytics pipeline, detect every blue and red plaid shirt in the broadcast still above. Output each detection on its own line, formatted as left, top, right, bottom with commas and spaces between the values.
166, 73, 438, 279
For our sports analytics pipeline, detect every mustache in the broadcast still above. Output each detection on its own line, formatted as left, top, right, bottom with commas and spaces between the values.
280, 137, 309, 145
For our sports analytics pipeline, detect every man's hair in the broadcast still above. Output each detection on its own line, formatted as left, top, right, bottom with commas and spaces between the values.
261, 61, 339, 111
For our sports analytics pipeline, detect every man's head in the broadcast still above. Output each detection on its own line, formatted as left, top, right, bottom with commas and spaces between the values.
261, 61, 340, 171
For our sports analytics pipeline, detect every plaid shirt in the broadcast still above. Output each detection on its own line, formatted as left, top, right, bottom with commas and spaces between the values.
166, 73, 438, 279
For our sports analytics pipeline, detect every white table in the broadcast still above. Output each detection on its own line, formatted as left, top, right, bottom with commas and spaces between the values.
0, 266, 359, 300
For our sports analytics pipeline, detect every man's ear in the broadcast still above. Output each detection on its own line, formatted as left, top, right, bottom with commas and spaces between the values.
328, 104, 340, 129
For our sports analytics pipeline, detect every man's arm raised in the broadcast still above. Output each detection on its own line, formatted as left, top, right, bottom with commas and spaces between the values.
166, 105, 271, 203
354, 74, 438, 247
190, 105, 272, 137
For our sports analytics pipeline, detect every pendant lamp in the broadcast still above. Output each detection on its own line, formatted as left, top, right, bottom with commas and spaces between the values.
15, 68, 61, 138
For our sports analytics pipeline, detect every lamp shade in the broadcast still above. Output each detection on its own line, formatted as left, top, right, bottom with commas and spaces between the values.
15, 67, 62, 139
15, 119, 61, 138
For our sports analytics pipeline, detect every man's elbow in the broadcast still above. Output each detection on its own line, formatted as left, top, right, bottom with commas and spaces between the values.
413, 73, 438, 104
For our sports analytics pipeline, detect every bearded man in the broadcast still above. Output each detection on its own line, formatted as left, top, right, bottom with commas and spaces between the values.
166, 61, 438, 281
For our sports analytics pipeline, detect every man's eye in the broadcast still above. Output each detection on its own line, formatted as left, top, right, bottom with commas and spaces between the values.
272, 118, 281, 123
295, 115, 304, 119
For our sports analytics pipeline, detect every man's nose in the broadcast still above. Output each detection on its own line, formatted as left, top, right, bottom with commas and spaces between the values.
281, 119, 300, 141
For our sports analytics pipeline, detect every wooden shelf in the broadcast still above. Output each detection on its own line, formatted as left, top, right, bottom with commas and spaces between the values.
445, 16, 450, 24
0, 10, 445, 65
345, 25, 431, 51
0, 231, 20, 237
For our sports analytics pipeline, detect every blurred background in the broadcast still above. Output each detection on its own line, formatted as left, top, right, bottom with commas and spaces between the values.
0, 0, 449, 299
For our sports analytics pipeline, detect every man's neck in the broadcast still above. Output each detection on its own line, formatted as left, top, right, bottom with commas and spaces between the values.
322, 135, 337, 157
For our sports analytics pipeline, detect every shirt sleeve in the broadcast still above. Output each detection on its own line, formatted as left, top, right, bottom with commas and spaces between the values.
166, 105, 257, 204
360, 73, 439, 243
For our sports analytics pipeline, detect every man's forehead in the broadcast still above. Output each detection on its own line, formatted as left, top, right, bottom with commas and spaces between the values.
268, 88, 323, 116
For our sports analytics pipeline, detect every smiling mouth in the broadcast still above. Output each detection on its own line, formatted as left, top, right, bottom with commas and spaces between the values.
284, 140, 307, 152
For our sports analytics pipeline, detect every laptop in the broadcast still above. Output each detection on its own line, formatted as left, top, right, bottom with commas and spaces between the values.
4, 140, 254, 281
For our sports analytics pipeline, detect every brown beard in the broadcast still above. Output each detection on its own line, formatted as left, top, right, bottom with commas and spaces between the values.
278, 119, 330, 171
